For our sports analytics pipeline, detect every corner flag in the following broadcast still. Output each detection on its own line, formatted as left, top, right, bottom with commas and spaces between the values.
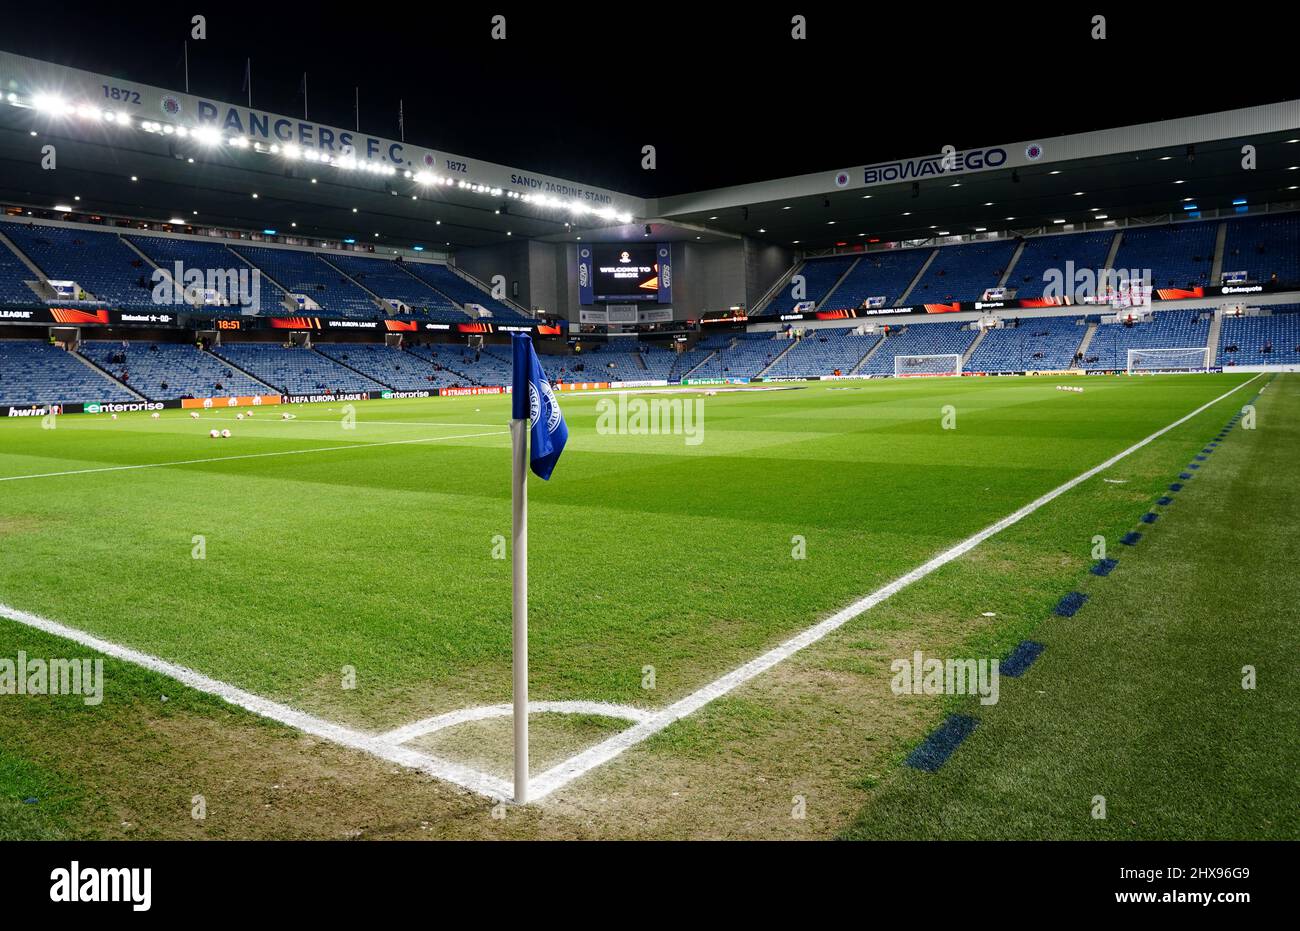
508, 333, 566, 803
512, 333, 567, 480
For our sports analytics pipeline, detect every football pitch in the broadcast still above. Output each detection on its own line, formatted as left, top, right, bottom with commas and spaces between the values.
0, 372, 1294, 839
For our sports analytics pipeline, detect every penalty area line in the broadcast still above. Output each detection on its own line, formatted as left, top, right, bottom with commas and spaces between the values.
526, 373, 1263, 801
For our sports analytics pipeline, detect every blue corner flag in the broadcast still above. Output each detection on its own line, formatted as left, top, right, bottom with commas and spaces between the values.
512, 333, 567, 480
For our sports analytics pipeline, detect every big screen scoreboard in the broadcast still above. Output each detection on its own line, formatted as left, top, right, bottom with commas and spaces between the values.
578, 243, 673, 304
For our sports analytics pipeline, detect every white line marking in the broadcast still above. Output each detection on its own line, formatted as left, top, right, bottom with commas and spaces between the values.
379, 701, 653, 745
0, 430, 508, 483
0, 374, 1261, 805
525, 374, 1263, 800
0, 602, 512, 800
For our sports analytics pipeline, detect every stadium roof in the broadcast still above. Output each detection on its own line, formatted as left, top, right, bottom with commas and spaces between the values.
1, 42, 1298, 254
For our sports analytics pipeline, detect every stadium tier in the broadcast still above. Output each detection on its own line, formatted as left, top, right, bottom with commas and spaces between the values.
78, 340, 268, 400
401, 263, 532, 322
1082, 309, 1211, 370
1004, 231, 1116, 299
820, 249, 932, 311
319, 254, 466, 321
0, 235, 40, 306
903, 239, 1020, 304
965, 316, 1090, 373
209, 343, 388, 394
761, 329, 882, 378
758, 254, 857, 316
124, 234, 269, 312
405, 343, 515, 387
858, 322, 980, 376
0, 339, 139, 406
231, 245, 379, 318
1111, 221, 1217, 291
1220, 214, 1300, 286
684, 332, 786, 379
0, 221, 160, 308
1219, 306, 1300, 366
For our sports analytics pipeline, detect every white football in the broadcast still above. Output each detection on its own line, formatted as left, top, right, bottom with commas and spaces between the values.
151, 412, 160, 419
190, 412, 200, 419
236, 413, 245, 421
209, 429, 220, 438
111, 413, 117, 420
221, 429, 231, 438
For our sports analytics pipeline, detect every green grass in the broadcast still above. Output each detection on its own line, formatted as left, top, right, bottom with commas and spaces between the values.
0, 371, 1289, 838
843, 373, 1299, 839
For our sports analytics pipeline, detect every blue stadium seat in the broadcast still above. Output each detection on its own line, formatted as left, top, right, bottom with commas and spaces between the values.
1218, 305, 1300, 366
79, 340, 267, 400
210, 343, 387, 394
905, 239, 1019, 304
820, 249, 931, 310
0, 340, 139, 406
758, 255, 857, 316
0, 221, 160, 309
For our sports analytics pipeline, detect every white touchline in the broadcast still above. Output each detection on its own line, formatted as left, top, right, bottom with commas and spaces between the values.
0, 430, 508, 483
0, 601, 513, 800
0, 374, 1262, 805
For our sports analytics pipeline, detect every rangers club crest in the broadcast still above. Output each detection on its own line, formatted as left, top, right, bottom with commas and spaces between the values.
528, 380, 562, 434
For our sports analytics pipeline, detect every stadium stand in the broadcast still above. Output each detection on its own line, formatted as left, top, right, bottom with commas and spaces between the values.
685, 332, 785, 378
78, 340, 268, 400
820, 248, 932, 311
1111, 221, 1217, 291
209, 343, 387, 394
321, 254, 467, 321
761, 328, 882, 378
124, 235, 271, 312
1220, 214, 1300, 287
966, 316, 1090, 373
1004, 231, 1116, 299
1083, 310, 1210, 370
858, 322, 980, 376
904, 239, 1020, 304
402, 263, 531, 321
758, 255, 857, 316
1218, 306, 1300, 366
231, 245, 378, 318
0, 221, 161, 308
0, 340, 139, 405
0, 238, 41, 306
405, 344, 514, 387
312, 342, 451, 390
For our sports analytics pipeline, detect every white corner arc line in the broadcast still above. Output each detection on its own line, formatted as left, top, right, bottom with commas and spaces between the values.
379, 700, 653, 745
524, 374, 1262, 800
0, 430, 508, 483
0, 602, 513, 801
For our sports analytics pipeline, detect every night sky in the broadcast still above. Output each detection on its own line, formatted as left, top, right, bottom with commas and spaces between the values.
3, 5, 1295, 198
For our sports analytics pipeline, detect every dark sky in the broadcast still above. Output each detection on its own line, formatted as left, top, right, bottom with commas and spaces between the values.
3, 4, 1297, 198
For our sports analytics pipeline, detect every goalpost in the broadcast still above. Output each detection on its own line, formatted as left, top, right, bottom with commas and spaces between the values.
1126, 347, 1210, 374
894, 353, 962, 377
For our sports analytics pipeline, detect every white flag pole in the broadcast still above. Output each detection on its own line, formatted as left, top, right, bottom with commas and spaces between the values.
510, 416, 529, 803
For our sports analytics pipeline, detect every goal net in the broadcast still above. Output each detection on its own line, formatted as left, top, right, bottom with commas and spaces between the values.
894, 353, 962, 377
1126, 347, 1209, 374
